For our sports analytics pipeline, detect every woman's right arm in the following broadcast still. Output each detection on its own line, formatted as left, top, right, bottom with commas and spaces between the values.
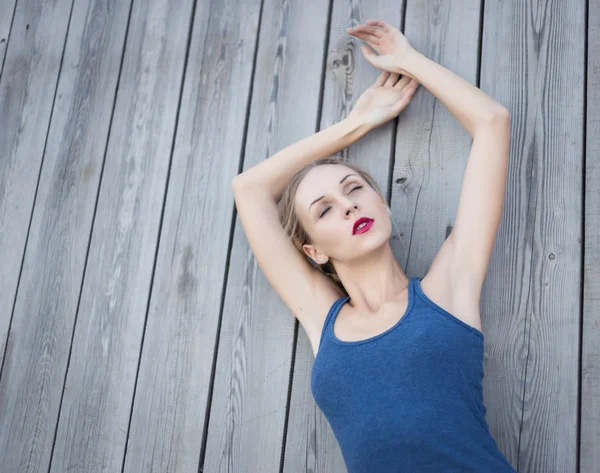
232, 116, 370, 201
231, 116, 371, 351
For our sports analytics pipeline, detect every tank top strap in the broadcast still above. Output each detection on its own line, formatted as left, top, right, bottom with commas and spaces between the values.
318, 295, 350, 349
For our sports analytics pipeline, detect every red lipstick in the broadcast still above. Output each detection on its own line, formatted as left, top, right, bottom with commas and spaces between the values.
353, 217, 374, 235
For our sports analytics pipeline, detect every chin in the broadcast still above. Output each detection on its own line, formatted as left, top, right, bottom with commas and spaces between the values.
355, 220, 391, 242
349, 225, 392, 253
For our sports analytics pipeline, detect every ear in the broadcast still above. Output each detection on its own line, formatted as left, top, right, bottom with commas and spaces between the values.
303, 243, 326, 264
380, 196, 390, 213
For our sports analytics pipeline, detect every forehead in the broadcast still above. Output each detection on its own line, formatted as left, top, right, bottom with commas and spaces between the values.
295, 164, 360, 208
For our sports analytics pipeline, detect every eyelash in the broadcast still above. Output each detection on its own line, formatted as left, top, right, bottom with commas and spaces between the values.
319, 185, 363, 218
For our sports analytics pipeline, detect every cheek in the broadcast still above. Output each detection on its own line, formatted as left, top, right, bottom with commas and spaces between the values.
320, 220, 351, 249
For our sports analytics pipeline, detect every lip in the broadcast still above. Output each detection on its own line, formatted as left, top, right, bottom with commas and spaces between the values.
353, 217, 374, 235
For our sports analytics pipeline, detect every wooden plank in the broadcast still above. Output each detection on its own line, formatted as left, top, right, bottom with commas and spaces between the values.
47, 1, 197, 472
581, 0, 600, 471
478, 1, 585, 472
122, 2, 261, 473
201, 1, 330, 471
0, 0, 71, 372
0, 0, 17, 76
0, 0, 133, 470
0, 0, 90, 470
283, 1, 407, 471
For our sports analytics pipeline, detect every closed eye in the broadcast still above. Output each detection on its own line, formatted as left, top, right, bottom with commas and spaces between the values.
318, 185, 363, 218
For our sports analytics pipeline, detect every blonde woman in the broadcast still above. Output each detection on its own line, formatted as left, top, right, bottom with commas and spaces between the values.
232, 19, 514, 473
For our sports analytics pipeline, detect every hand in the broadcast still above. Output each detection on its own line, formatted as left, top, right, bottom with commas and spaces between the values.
347, 19, 416, 77
348, 70, 419, 128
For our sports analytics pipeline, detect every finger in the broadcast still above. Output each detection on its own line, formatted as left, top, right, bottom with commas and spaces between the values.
349, 30, 381, 45
360, 44, 376, 60
366, 19, 391, 32
349, 25, 384, 38
405, 80, 419, 98
393, 75, 412, 90
384, 72, 399, 87
360, 44, 381, 67
374, 70, 388, 87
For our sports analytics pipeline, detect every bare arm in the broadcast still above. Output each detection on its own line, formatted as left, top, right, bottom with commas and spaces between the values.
399, 49, 508, 136
231, 117, 371, 199
231, 117, 371, 353
401, 51, 510, 291
397, 48, 510, 286
350, 20, 510, 314
232, 71, 418, 354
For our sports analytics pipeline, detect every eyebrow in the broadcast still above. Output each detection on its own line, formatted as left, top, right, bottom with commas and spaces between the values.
308, 173, 357, 211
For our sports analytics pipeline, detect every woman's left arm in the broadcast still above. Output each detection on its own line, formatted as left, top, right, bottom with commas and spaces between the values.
349, 19, 511, 297
449, 114, 510, 287
400, 50, 511, 288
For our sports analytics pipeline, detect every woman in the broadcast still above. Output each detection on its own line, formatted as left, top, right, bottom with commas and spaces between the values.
232, 19, 515, 473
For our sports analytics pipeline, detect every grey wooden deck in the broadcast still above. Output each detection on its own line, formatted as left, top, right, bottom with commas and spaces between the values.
0, 0, 597, 472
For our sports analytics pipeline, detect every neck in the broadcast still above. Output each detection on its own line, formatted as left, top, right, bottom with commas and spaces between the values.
334, 243, 409, 314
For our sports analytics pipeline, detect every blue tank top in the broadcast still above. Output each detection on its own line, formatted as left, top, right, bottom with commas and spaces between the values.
311, 276, 518, 473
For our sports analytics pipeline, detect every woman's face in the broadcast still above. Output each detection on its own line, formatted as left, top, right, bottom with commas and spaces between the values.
295, 164, 392, 264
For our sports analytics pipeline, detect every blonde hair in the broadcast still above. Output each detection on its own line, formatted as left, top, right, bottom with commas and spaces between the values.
279, 157, 386, 296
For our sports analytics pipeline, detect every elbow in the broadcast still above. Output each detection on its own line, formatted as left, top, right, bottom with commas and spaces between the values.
486, 106, 511, 125
231, 175, 248, 193
232, 175, 261, 200
477, 107, 510, 135
231, 176, 246, 201
473, 107, 510, 139
495, 106, 511, 122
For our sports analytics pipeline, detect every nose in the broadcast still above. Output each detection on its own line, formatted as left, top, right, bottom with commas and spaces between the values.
342, 199, 359, 217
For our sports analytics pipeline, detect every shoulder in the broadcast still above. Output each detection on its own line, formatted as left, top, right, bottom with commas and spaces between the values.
302, 273, 347, 356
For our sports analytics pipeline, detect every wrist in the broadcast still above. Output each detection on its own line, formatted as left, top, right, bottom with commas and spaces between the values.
395, 48, 424, 76
341, 114, 373, 139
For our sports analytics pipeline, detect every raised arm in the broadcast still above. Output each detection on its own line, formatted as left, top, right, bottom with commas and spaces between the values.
232, 70, 418, 354
231, 117, 370, 351
232, 118, 370, 201
349, 20, 510, 296
405, 50, 509, 297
